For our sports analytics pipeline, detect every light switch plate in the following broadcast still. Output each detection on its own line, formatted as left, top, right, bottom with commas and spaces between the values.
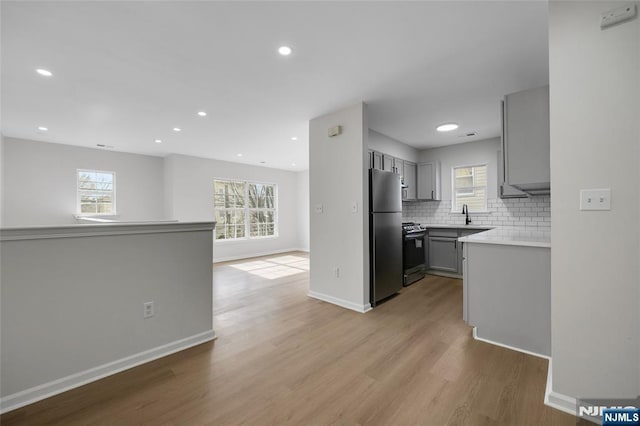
580, 189, 611, 211
351, 202, 358, 213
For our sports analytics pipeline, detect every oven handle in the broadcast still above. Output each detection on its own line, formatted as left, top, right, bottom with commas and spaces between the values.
404, 233, 426, 240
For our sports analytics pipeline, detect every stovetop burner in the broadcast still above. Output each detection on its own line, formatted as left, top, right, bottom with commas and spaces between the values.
402, 222, 426, 234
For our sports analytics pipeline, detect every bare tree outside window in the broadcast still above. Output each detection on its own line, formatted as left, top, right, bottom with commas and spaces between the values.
214, 179, 277, 240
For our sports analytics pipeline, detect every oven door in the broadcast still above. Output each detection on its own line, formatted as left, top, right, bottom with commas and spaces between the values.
403, 232, 426, 271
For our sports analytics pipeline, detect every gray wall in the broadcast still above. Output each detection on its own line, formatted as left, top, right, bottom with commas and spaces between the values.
549, 0, 640, 399
164, 153, 306, 261
309, 102, 369, 310
419, 137, 501, 202
368, 129, 419, 163
1, 138, 165, 226
1, 224, 214, 399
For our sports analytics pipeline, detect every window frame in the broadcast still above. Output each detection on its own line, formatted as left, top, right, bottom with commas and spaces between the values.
451, 163, 488, 213
76, 169, 117, 216
214, 178, 279, 242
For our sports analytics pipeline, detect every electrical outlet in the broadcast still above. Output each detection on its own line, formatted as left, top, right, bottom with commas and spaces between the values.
143, 301, 155, 318
580, 189, 611, 211
334, 267, 340, 278
351, 202, 358, 213
315, 204, 323, 214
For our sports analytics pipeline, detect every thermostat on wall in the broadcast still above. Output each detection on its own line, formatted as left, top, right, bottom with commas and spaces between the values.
328, 126, 342, 137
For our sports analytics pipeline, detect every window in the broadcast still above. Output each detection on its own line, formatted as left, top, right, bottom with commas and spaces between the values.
452, 164, 487, 212
214, 179, 277, 240
77, 170, 116, 215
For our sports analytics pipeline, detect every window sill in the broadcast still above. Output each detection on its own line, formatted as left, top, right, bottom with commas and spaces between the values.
74, 214, 120, 222
215, 235, 279, 244
449, 211, 491, 215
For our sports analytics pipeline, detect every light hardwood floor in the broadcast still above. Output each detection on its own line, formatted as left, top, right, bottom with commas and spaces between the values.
1, 252, 576, 425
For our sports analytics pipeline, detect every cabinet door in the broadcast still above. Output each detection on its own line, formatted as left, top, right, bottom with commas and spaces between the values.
428, 237, 458, 273
394, 158, 403, 176
403, 161, 417, 200
503, 86, 550, 191
383, 155, 394, 172
372, 152, 383, 170
417, 163, 434, 200
497, 149, 526, 198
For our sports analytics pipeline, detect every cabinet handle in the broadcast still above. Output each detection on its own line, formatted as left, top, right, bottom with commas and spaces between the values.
454, 240, 457, 249
431, 190, 434, 199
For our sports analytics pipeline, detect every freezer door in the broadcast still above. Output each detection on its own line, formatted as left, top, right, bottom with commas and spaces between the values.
370, 169, 402, 213
371, 212, 403, 304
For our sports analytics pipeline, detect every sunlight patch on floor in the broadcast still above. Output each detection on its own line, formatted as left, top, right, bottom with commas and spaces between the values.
229, 255, 309, 279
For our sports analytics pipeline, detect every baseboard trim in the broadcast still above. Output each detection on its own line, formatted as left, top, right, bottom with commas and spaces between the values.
0, 329, 216, 414
213, 247, 308, 263
544, 358, 578, 417
308, 291, 371, 313
472, 327, 550, 360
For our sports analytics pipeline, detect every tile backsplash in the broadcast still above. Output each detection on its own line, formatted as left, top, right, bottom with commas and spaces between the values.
402, 196, 550, 231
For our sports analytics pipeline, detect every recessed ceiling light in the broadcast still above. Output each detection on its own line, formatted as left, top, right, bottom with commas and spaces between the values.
291, 136, 298, 141
154, 139, 162, 144
37, 126, 48, 131
291, 163, 297, 166
436, 123, 459, 132
197, 111, 207, 117
173, 127, 181, 132
278, 46, 292, 56
35, 68, 53, 77
237, 153, 243, 157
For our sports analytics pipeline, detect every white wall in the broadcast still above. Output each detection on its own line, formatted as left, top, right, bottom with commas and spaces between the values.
1, 138, 310, 260
419, 137, 501, 202
1, 138, 165, 226
549, 0, 639, 403
309, 102, 369, 312
164, 153, 305, 262
368, 129, 418, 162
297, 170, 310, 251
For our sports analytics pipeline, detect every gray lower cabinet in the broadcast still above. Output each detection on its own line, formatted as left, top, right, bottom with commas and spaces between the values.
465, 242, 550, 356
427, 236, 459, 273
426, 228, 489, 277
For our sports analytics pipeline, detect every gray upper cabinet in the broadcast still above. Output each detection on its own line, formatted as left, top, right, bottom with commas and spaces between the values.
417, 161, 441, 200
369, 150, 383, 170
497, 150, 527, 198
502, 85, 550, 195
403, 161, 417, 201
394, 158, 403, 177
383, 154, 395, 173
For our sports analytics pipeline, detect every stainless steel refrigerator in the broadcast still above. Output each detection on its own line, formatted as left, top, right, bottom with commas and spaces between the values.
369, 169, 403, 307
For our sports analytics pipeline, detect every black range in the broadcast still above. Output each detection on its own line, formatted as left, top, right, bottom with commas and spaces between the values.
402, 222, 427, 286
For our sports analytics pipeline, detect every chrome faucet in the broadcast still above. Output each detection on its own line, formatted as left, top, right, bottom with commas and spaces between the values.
462, 204, 471, 225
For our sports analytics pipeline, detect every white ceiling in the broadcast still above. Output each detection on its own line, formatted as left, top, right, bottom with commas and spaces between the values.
1, 1, 549, 171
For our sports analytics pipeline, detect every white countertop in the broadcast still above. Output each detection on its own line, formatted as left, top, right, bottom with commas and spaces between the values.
458, 228, 550, 248
421, 224, 493, 230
